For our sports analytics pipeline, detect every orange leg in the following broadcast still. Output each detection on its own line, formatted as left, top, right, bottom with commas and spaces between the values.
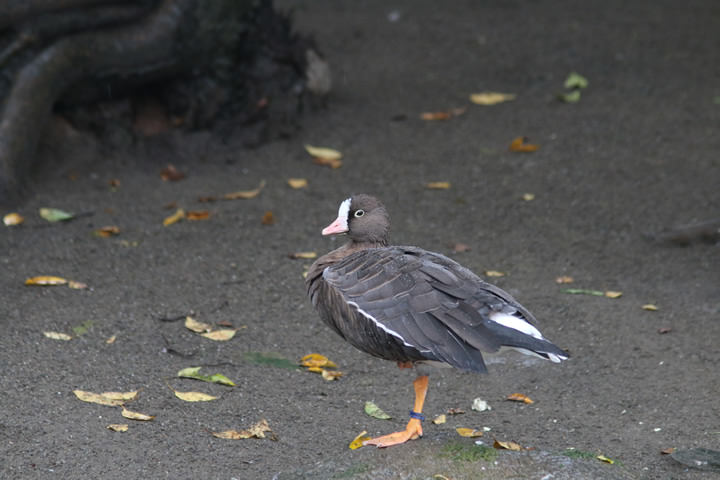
363, 375, 429, 448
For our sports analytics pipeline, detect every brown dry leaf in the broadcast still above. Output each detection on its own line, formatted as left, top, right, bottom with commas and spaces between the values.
642, 304, 659, 311
321, 369, 343, 381
420, 111, 452, 121
3, 212, 24, 226
223, 180, 266, 200
261, 211, 275, 225
26, 276, 67, 286
107, 424, 129, 432
200, 329, 237, 341
447, 408, 465, 415
509, 136, 540, 153
426, 182, 451, 190
470, 92, 517, 105
173, 390, 218, 402
604, 291, 623, 298
106, 335, 117, 344
163, 208, 185, 226
484, 270, 505, 277
121, 406, 155, 421
456, 427, 484, 438
186, 210, 211, 221
212, 419, 273, 440
432, 414, 447, 425
73, 389, 138, 406
300, 353, 337, 368
555, 276, 574, 284
452, 243, 470, 253
494, 439, 522, 451
160, 164, 185, 181
287, 178, 308, 189
349, 430, 371, 450
506, 393, 534, 404
67, 280, 88, 289
312, 156, 342, 169
44, 331, 72, 341
660, 447, 676, 455
305, 145, 342, 161
94, 225, 120, 238
290, 251, 317, 259
108, 178, 121, 188
185, 316, 211, 333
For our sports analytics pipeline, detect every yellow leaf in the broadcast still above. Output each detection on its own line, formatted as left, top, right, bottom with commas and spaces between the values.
212, 419, 272, 439
596, 455, 614, 464
121, 407, 155, 421
185, 316, 211, 333
509, 136, 540, 152
200, 329, 237, 341
484, 270, 505, 277
3, 212, 24, 226
106, 334, 117, 344
432, 414, 447, 425
106, 424, 129, 432
73, 389, 135, 406
312, 156, 342, 169
494, 439, 522, 451
506, 393, 534, 404
522, 193, 535, 201
425, 182, 451, 190
290, 251, 317, 259
25, 276, 67, 286
287, 178, 308, 189
304, 145, 342, 161
555, 276, 574, 284
306, 366, 324, 373
469, 92, 517, 105
605, 291, 623, 298
102, 391, 140, 402
300, 353, 337, 368
163, 208, 185, 226
321, 369, 343, 381
349, 430, 371, 450
43, 331, 72, 341
456, 427, 484, 438
642, 304, 658, 311
173, 390, 218, 402
223, 180, 266, 200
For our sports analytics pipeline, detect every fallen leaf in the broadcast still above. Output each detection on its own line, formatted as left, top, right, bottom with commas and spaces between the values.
658, 327, 672, 334
173, 390, 218, 402
564, 72, 589, 90
108, 179, 121, 188
484, 270, 505, 277
522, 193, 535, 201
494, 439, 522, 451
287, 178, 308, 189
604, 291, 623, 298
68, 280, 88, 290
26, 276, 68, 286
433, 414, 447, 425
304, 145, 343, 161
506, 393, 534, 404
121, 407, 155, 421
102, 391, 140, 402
426, 182, 451, 189
300, 353, 337, 368
642, 304, 659, 311
321, 369, 343, 381
177, 366, 236, 386
160, 164, 185, 181
43, 331, 72, 341
106, 335, 117, 344
163, 208, 185, 226
39, 207, 74, 222
433, 475, 452, 480
452, 243, 470, 253
471, 398, 491, 412
420, 111, 454, 120
562, 288, 604, 296
3, 212, 24, 226
469, 92, 517, 105
94, 225, 120, 237
447, 408, 465, 415
73, 389, 138, 406
186, 210, 211, 221
555, 276, 574, 284
349, 430, 371, 450
200, 329, 237, 341
212, 419, 273, 439
596, 454, 614, 464
509, 136, 540, 153
290, 251, 317, 259
559, 90, 582, 103
312, 156, 342, 169
185, 316, 212, 333
223, 180, 266, 200
365, 401, 392, 420
261, 211, 275, 225
107, 424, 129, 432
661, 447, 676, 455
456, 427, 484, 438
72, 320, 93, 336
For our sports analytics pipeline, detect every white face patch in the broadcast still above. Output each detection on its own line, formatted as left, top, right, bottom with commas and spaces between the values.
336, 197, 351, 230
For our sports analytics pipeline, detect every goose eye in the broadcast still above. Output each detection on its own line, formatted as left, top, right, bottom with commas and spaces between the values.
354, 209, 365, 218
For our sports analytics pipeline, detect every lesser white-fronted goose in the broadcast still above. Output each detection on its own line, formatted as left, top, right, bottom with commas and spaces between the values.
306, 194, 568, 447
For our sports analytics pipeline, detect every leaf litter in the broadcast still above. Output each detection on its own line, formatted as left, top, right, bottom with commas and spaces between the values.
300, 353, 343, 380
211, 419, 275, 440
177, 366, 236, 386
364, 401, 392, 420
73, 389, 140, 406
121, 406, 155, 421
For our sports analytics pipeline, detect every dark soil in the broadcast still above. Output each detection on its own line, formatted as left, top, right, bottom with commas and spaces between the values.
1, 1, 719, 479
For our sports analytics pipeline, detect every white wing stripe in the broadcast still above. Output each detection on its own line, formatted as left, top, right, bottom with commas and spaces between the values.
347, 301, 415, 348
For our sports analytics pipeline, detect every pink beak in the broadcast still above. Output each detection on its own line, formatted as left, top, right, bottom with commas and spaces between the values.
322, 217, 348, 236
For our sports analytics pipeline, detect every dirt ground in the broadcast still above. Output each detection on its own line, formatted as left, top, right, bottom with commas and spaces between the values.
2, 1, 719, 479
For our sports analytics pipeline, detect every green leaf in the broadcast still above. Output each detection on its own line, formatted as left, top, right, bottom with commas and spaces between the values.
559, 90, 582, 103
177, 366, 236, 386
364, 401, 392, 420
562, 288, 605, 296
564, 72, 589, 90
72, 320, 93, 336
39, 207, 75, 222
243, 352, 299, 370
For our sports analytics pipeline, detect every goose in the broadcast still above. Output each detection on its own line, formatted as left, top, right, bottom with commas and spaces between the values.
306, 194, 569, 447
